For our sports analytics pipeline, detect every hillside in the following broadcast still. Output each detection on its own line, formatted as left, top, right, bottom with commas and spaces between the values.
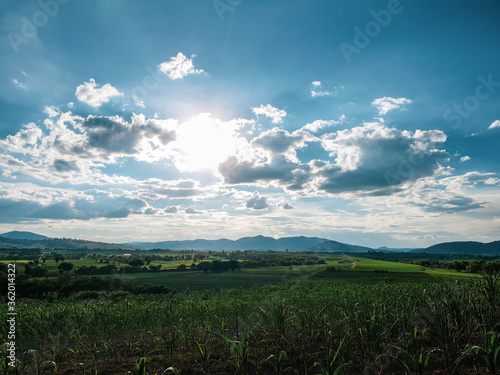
0, 231, 52, 240
305, 240, 373, 252
423, 240, 500, 255
0, 234, 135, 251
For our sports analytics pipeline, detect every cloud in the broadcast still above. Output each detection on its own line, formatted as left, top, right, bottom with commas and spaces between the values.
185, 207, 203, 214
281, 202, 294, 209
12, 79, 26, 89
0, 123, 43, 153
133, 95, 145, 108
316, 123, 448, 195
158, 52, 204, 80
245, 193, 269, 210
71, 113, 177, 161
310, 81, 344, 98
43, 106, 60, 118
460, 156, 471, 162
0, 188, 146, 222
488, 120, 500, 130
310, 81, 331, 97
412, 195, 484, 214
252, 128, 307, 156
251, 104, 287, 124
219, 155, 307, 190
301, 116, 345, 133
164, 206, 179, 214
372, 97, 412, 116
53, 159, 80, 173
311, 90, 332, 98
75, 78, 123, 108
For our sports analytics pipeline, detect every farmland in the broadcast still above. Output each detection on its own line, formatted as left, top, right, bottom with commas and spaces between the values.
1, 251, 499, 374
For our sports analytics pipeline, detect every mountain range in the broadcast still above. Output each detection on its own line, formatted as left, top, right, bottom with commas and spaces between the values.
1, 231, 500, 255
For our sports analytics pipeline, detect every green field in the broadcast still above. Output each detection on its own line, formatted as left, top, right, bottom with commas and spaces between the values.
102, 257, 476, 292
2, 252, 498, 374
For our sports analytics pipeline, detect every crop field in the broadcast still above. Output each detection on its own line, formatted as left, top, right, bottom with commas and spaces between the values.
1, 254, 499, 374
106, 257, 475, 293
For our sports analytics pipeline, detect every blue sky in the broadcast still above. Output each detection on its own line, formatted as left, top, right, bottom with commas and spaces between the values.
0, 0, 499, 247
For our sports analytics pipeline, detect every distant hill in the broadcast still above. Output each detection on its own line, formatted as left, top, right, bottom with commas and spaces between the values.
423, 241, 500, 255
305, 240, 373, 252
127, 235, 328, 251
0, 231, 52, 240
125, 235, 366, 251
0, 231, 135, 251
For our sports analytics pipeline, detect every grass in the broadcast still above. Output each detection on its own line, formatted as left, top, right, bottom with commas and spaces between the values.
4, 272, 499, 374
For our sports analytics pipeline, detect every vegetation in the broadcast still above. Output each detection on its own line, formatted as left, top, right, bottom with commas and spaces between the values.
1, 251, 499, 374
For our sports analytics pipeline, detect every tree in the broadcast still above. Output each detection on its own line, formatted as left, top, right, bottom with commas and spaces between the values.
128, 257, 144, 267
197, 261, 212, 274
58, 262, 74, 273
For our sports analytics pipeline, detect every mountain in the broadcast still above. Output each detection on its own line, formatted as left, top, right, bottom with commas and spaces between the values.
422, 241, 500, 255
125, 235, 362, 251
0, 232, 135, 251
305, 240, 373, 252
0, 231, 52, 240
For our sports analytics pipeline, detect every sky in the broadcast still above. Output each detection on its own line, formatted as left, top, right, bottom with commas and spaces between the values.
0, 0, 499, 248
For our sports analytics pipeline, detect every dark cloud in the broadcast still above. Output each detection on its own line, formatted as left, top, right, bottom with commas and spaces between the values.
185, 207, 203, 214
220, 125, 448, 196
414, 195, 484, 214
0, 194, 146, 222
315, 146, 448, 195
53, 159, 80, 172
164, 206, 179, 214
245, 194, 269, 210
80, 115, 176, 156
219, 155, 307, 189
252, 129, 305, 153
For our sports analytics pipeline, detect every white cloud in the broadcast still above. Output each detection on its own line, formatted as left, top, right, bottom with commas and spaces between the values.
485, 178, 500, 185
488, 120, 500, 130
310, 81, 331, 97
158, 52, 204, 80
460, 156, 471, 162
133, 95, 145, 108
43, 106, 60, 118
302, 116, 345, 133
12, 79, 26, 89
75, 78, 123, 108
372, 97, 412, 116
311, 90, 332, 97
251, 104, 287, 124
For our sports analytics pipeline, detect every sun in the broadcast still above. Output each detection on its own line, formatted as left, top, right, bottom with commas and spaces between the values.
172, 113, 248, 173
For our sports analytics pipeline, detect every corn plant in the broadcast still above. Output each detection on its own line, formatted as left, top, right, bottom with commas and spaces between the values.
132, 357, 147, 375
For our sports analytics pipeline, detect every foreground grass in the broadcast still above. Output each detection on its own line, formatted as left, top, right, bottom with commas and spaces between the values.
3, 272, 500, 375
